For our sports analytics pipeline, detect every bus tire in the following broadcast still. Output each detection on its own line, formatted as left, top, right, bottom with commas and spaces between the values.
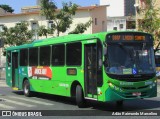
23, 80, 31, 97
76, 85, 86, 108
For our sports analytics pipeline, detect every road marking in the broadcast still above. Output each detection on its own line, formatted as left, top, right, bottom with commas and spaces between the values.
9, 96, 54, 106
0, 85, 8, 87
0, 80, 8, 87
1, 98, 34, 107
0, 103, 15, 109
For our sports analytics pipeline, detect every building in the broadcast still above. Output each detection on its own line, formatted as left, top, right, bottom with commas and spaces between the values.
100, 0, 135, 17
100, 0, 136, 31
0, 5, 107, 40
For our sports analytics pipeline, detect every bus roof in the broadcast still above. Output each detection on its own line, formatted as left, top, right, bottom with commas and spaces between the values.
6, 31, 151, 51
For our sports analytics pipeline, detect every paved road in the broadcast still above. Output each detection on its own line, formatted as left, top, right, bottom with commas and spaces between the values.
0, 79, 160, 117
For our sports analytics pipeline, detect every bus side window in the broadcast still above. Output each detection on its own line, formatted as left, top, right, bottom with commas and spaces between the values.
52, 44, 65, 66
20, 49, 28, 66
29, 48, 38, 66
40, 46, 51, 66
66, 42, 82, 66
7, 51, 11, 66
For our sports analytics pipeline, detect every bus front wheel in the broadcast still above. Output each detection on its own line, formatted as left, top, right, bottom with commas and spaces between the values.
23, 80, 31, 97
76, 85, 86, 108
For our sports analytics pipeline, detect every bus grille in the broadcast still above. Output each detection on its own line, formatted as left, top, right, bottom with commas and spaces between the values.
121, 85, 149, 90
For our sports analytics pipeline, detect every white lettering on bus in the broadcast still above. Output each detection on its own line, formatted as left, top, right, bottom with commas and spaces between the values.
34, 69, 47, 75
120, 82, 134, 86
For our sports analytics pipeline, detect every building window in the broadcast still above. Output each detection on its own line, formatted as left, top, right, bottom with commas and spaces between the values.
66, 42, 82, 66
16, 22, 21, 26
113, 27, 117, 30
0, 25, 4, 32
102, 21, 105, 31
31, 22, 39, 30
95, 18, 98, 25
52, 44, 65, 66
48, 21, 54, 29
31, 22, 39, 40
119, 24, 123, 29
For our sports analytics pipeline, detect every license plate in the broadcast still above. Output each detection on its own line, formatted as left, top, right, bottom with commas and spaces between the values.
132, 92, 141, 96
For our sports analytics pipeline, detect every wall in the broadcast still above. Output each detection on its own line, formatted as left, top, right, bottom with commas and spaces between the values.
107, 17, 126, 31
91, 6, 107, 33
100, 0, 124, 17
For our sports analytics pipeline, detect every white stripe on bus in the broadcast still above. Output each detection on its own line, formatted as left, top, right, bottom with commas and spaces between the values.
1, 98, 34, 107
9, 96, 54, 106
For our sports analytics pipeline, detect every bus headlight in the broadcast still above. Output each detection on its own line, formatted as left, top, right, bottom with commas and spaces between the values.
109, 83, 113, 87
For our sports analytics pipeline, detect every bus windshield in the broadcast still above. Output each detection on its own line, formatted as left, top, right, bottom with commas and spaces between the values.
106, 43, 155, 75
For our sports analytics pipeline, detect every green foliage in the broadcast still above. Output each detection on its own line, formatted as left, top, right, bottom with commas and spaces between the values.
37, 25, 55, 38
0, 4, 14, 13
138, 0, 160, 42
0, 21, 33, 46
40, 0, 78, 36
69, 20, 92, 34
40, 0, 57, 20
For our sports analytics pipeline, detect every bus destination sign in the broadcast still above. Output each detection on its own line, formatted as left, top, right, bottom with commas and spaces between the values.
111, 35, 145, 41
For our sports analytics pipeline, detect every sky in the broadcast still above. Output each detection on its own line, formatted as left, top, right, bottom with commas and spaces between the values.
0, 0, 99, 13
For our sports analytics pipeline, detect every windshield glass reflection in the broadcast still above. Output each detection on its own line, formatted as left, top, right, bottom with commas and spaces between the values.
105, 43, 155, 75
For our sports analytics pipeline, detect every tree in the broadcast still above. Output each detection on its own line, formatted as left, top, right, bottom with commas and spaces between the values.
37, 25, 55, 38
137, 0, 160, 45
0, 4, 14, 13
40, 0, 78, 36
40, 0, 57, 20
69, 20, 92, 34
0, 21, 33, 47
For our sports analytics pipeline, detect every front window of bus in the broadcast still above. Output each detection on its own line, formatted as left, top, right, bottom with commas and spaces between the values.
105, 33, 156, 80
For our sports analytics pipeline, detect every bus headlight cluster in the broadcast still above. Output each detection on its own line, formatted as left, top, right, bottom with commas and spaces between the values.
150, 83, 156, 89
108, 83, 122, 92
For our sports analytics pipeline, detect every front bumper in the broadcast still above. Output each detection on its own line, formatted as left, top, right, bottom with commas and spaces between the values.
105, 85, 157, 102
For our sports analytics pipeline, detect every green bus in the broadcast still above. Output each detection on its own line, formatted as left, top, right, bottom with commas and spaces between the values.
6, 31, 157, 107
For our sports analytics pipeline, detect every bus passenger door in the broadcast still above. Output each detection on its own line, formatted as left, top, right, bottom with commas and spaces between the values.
12, 52, 19, 88
84, 43, 98, 99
